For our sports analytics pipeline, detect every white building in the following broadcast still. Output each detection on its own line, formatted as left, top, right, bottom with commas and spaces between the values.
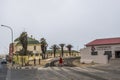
80, 37, 120, 64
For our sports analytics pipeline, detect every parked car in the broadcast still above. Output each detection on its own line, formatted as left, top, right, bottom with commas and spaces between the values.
1, 58, 7, 64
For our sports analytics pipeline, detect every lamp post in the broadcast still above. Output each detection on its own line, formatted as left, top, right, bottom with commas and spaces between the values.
1, 25, 14, 63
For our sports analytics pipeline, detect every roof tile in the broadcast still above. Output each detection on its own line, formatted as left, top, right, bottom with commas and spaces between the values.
86, 37, 120, 46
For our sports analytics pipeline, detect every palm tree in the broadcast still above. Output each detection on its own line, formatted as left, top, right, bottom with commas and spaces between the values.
50, 44, 59, 57
66, 44, 73, 56
19, 32, 28, 55
40, 38, 48, 59
19, 32, 28, 66
59, 44, 65, 57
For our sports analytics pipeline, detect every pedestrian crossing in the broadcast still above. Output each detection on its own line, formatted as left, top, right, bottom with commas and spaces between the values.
10, 66, 114, 75
37, 67, 120, 80
73, 67, 107, 73
7, 66, 120, 80
38, 67, 107, 73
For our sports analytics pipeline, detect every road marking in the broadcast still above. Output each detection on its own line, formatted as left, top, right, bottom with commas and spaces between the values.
49, 67, 69, 80
61, 67, 70, 72
37, 67, 51, 70
74, 67, 108, 73
51, 67, 61, 71
71, 67, 89, 72
60, 67, 108, 76
6, 69, 11, 80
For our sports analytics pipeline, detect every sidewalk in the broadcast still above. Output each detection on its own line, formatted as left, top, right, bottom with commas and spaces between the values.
7, 57, 83, 69
7, 58, 54, 69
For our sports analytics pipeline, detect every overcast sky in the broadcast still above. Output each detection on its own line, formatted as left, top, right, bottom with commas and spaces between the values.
0, 0, 120, 54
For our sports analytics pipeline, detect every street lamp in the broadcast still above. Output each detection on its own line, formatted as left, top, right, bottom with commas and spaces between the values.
1, 25, 14, 63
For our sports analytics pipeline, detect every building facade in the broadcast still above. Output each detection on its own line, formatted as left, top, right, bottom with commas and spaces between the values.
9, 36, 42, 55
80, 37, 120, 64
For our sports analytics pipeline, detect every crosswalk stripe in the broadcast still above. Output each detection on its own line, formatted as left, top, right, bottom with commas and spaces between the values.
61, 67, 71, 72
83, 67, 108, 73
51, 67, 61, 71
38, 67, 50, 70
67, 67, 107, 73
71, 67, 89, 72
38, 67, 108, 74
49, 67, 69, 80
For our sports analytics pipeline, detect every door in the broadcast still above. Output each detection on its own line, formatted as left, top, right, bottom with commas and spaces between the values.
115, 51, 120, 58
104, 51, 112, 60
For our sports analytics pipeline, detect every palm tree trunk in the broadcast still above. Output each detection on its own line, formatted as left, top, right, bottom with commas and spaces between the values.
61, 48, 64, 57
69, 49, 71, 56
54, 49, 56, 58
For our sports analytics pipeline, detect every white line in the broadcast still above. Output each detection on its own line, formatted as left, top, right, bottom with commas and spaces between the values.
52, 67, 61, 71
71, 67, 90, 72
61, 67, 70, 72
72, 67, 108, 73
49, 67, 69, 80
6, 69, 11, 80
37, 67, 50, 70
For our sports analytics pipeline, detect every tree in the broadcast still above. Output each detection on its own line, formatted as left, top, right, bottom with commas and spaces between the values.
19, 32, 28, 55
50, 44, 59, 58
40, 38, 48, 59
66, 44, 73, 56
16, 50, 32, 56
59, 44, 65, 57
19, 32, 28, 66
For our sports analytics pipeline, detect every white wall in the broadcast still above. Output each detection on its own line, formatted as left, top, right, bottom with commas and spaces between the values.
80, 44, 120, 64
80, 47, 108, 64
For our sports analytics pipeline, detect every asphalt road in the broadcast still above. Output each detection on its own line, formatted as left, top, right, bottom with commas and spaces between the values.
0, 60, 8, 80
8, 66, 120, 80
7, 58, 120, 80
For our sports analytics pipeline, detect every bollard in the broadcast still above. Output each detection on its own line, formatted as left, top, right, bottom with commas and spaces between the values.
34, 58, 36, 66
39, 58, 41, 65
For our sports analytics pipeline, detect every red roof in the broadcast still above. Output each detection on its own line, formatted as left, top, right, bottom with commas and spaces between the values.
86, 37, 120, 46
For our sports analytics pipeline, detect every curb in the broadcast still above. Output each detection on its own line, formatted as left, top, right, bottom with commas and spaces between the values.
11, 66, 38, 69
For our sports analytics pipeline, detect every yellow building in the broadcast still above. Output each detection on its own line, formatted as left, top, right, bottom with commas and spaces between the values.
13, 36, 42, 55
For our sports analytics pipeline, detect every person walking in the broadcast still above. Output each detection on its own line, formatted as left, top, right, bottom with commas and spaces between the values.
59, 56, 63, 67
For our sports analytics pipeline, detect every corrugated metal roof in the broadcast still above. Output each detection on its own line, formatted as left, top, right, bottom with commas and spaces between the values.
86, 37, 120, 46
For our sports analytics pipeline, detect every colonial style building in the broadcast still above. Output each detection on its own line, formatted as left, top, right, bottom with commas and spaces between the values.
80, 37, 120, 64
9, 36, 41, 56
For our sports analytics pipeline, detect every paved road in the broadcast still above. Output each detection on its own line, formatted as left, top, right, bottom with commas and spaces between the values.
0, 61, 8, 80
6, 58, 120, 80
7, 66, 120, 80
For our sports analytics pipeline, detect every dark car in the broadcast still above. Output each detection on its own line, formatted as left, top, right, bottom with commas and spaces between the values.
1, 59, 7, 64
